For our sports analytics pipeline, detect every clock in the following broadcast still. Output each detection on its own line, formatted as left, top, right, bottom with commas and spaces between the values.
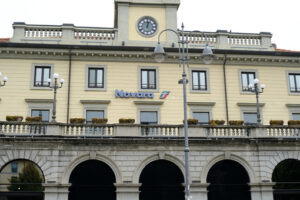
137, 16, 158, 36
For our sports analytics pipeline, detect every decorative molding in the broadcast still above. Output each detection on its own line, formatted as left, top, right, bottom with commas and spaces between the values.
187, 102, 216, 106
286, 104, 300, 108
237, 102, 265, 107
134, 101, 164, 105
25, 99, 53, 103
80, 100, 111, 104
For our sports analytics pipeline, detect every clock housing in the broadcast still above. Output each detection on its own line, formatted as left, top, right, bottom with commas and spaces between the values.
137, 16, 158, 37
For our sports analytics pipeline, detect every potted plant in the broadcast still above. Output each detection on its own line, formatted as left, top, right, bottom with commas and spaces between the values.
119, 118, 135, 124
209, 120, 225, 126
288, 120, 300, 126
92, 118, 108, 124
6, 116, 24, 122
229, 120, 244, 126
185, 119, 198, 125
25, 116, 42, 122
70, 118, 85, 124
270, 120, 284, 126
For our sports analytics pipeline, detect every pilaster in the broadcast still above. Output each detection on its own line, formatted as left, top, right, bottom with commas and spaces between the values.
190, 183, 209, 200
43, 183, 71, 200
249, 182, 275, 200
114, 183, 141, 200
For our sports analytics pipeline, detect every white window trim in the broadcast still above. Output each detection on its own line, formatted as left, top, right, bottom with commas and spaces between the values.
287, 104, 300, 120
189, 67, 210, 93
189, 106, 212, 124
286, 70, 300, 96
137, 105, 160, 124
138, 66, 159, 92
31, 63, 54, 90
82, 104, 108, 120
26, 100, 53, 122
238, 69, 258, 94
239, 105, 263, 124
85, 65, 107, 91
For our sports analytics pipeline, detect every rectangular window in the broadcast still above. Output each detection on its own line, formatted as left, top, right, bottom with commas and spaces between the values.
88, 68, 104, 88
140, 111, 158, 124
241, 72, 255, 91
243, 112, 257, 125
86, 110, 104, 124
31, 109, 50, 122
292, 113, 300, 120
289, 74, 300, 93
192, 71, 207, 90
34, 66, 50, 87
193, 112, 210, 124
11, 162, 18, 173
141, 69, 156, 89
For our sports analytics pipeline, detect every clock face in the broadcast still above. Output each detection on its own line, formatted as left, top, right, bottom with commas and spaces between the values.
137, 16, 158, 36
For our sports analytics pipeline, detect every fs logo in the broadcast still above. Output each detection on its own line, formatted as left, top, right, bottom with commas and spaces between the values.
160, 91, 170, 99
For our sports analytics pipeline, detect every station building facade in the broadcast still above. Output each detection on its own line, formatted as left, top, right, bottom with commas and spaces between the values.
0, 0, 300, 200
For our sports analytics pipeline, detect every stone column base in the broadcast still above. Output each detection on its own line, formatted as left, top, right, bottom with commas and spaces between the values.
114, 183, 141, 200
190, 183, 210, 200
249, 182, 275, 200
43, 183, 71, 200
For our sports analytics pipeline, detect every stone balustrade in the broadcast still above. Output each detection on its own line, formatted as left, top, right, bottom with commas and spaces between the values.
9, 23, 274, 51
1, 121, 299, 139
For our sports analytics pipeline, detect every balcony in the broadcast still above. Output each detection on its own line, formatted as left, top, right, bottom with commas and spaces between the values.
9, 23, 274, 51
0, 121, 299, 139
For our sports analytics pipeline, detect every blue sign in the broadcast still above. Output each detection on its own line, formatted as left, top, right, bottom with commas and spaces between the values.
115, 89, 154, 98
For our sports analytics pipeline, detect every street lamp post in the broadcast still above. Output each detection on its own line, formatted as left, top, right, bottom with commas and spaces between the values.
47, 73, 64, 122
153, 23, 215, 200
248, 79, 265, 125
0, 72, 8, 87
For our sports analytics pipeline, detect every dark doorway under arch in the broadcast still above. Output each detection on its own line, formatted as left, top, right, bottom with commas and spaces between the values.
69, 160, 116, 200
207, 160, 251, 200
139, 160, 184, 200
272, 159, 300, 200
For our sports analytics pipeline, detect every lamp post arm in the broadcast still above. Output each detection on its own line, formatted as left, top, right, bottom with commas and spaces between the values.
157, 28, 180, 43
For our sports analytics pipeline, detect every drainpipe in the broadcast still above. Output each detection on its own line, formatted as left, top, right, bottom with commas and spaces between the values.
223, 54, 229, 124
67, 49, 72, 123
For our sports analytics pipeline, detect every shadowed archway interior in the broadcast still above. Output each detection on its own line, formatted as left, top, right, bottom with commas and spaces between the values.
139, 160, 184, 200
207, 159, 251, 200
69, 160, 116, 200
272, 159, 300, 200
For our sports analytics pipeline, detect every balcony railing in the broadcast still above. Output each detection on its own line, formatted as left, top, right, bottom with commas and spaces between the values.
0, 122, 299, 139
10, 23, 274, 51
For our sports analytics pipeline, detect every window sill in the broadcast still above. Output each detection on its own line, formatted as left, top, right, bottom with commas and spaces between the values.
85, 88, 107, 92
190, 90, 210, 94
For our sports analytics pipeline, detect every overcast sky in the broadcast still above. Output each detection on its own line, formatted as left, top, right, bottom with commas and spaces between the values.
1, 0, 299, 50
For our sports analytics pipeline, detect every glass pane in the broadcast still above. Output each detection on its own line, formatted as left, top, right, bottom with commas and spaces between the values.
43, 68, 50, 84
289, 75, 295, 91
86, 110, 104, 123
89, 69, 96, 87
244, 113, 257, 124
11, 162, 18, 173
249, 73, 255, 84
193, 112, 209, 124
97, 69, 103, 87
292, 113, 300, 120
142, 70, 148, 87
192, 72, 199, 89
31, 110, 50, 122
242, 73, 248, 89
296, 75, 300, 91
35, 68, 42, 85
140, 111, 157, 124
149, 71, 155, 88
199, 72, 206, 90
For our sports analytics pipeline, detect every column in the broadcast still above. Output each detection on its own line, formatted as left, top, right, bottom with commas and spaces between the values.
115, 183, 141, 200
249, 182, 275, 200
190, 183, 210, 200
43, 183, 71, 200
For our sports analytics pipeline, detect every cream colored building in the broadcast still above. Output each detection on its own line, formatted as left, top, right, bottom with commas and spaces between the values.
0, 1, 300, 200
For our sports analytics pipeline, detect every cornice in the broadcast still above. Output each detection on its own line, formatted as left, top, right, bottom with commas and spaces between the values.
80, 100, 111, 104
0, 46, 300, 66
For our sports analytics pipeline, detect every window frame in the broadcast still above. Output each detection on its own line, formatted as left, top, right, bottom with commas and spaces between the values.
287, 72, 300, 94
239, 69, 258, 94
141, 69, 157, 90
137, 105, 160, 124
189, 68, 210, 93
140, 111, 158, 124
26, 99, 53, 122
85, 65, 107, 91
31, 109, 50, 122
243, 112, 258, 125
88, 68, 104, 89
11, 162, 18, 174
191, 70, 207, 91
189, 104, 213, 125
138, 66, 159, 92
239, 104, 264, 125
31, 64, 53, 90
192, 112, 210, 125
86, 110, 105, 124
